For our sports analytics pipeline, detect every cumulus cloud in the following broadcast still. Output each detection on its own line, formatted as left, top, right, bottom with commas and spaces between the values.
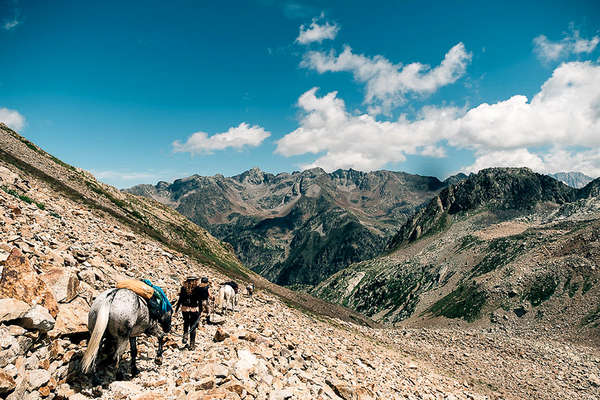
0, 107, 25, 130
173, 122, 270, 154
275, 88, 455, 171
302, 43, 471, 113
296, 14, 339, 44
533, 28, 599, 62
276, 61, 600, 177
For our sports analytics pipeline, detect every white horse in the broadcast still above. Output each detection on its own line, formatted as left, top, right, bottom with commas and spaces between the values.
216, 284, 237, 314
81, 288, 172, 378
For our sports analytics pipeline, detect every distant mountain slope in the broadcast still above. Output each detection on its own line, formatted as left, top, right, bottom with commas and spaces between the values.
550, 172, 594, 188
314, 168, 600, 340
127, 168, 447, 287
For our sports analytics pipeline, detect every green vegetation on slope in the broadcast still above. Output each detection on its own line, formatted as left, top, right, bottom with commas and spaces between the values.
427, 284, 487, 322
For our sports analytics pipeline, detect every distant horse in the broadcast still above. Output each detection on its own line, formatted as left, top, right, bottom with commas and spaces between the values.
81, 288, 172, 378
216, 284, 237, 314
246, 283, 255, 297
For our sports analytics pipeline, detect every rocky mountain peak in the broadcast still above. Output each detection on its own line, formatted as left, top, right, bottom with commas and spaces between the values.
550, 171, 595, 188
234, 167, 272, 185
387, 167, 579, 250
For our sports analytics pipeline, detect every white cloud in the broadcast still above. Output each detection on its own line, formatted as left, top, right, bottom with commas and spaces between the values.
461, 149, 546, 174
92, 170, 158, 181
173, 122, 270, 154
275, 88, 456, 171
533, 28, 599, 62
533, 35, 566, 62
276, 61, 600, 177
0, 107, 25, 130
296, 14, 339, 44
2, 18, 20, 31
302, 43, 471, 113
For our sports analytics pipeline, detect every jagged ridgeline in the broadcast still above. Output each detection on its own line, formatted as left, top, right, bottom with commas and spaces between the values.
126, 167, 458, 288
314, 168, 600, 339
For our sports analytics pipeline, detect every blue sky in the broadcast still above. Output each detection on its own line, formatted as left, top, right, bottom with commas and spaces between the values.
1, 0, 600, 187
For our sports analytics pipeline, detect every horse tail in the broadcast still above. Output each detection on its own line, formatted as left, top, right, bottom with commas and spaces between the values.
81, 296, 111, 373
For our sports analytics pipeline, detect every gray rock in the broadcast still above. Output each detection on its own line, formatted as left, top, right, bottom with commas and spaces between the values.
108, 381, 142, 397
25, 353, 40, 370
20, 305, 55, 332
0, 348, 18, 369
0, 298, 30, 323
27, 369, 50, 389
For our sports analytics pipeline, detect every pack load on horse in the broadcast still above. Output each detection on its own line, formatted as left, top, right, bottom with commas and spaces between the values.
216, 280, 238, 314
81, 279, 172, 378
173, 276, 212, 350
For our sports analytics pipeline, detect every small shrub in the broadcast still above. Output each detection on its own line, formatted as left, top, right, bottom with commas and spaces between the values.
1, 185, 45, 209
523, 275, 558, 306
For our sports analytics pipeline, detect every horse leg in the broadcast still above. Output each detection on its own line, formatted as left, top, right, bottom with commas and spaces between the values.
129, 337, 139, 377
114, 336, 129, 380
155, 334, 164, 365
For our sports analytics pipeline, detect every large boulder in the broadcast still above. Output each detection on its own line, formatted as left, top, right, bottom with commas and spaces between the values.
49, 297, 89, 336
0, 248, 58, 318
40, 267, 79, 303
0, 298, 30, 323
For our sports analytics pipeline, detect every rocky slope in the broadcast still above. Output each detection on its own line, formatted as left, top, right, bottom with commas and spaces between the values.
314, 168, 600, 341
127, 168, 448, 288
550, 171, 595, 188
1, 128, 599, 399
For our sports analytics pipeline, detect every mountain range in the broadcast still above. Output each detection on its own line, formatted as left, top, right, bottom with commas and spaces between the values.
126, 168, 458, 287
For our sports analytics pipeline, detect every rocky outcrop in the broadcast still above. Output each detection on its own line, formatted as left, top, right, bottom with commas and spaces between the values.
387, 168, 578, 250
0, 248, 59, 318
127, 168, 446, 287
